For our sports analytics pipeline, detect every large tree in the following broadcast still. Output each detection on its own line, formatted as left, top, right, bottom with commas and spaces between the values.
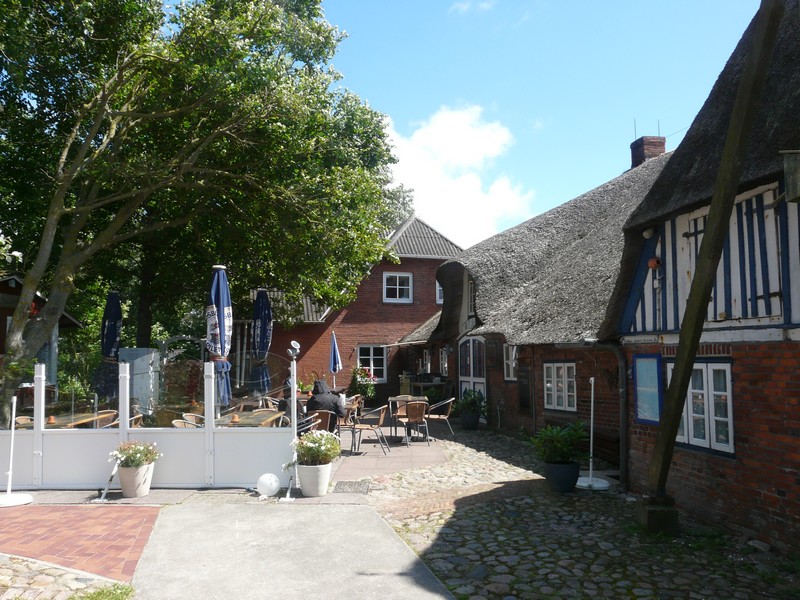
0, 1, 406, 392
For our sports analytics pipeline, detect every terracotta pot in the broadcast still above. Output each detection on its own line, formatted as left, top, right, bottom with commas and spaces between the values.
297, 463, 332, 497
118, 463, 154, 498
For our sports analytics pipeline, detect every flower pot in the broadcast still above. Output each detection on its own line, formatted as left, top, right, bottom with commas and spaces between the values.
543, 461, 581, 493
297, 463, 332, 497
460, 413, 480, 430
118, 463, 154, 498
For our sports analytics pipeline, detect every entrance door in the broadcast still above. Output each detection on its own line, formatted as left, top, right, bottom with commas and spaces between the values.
458, 336, 486, 398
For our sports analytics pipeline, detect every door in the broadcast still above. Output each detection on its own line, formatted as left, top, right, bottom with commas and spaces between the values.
458, 336, 486, 398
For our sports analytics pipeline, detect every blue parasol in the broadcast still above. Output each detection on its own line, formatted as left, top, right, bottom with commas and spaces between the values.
91, 291, 122, 399
329, 330, 342, 388
248, 289, 273, 395
206, 266, 233, 408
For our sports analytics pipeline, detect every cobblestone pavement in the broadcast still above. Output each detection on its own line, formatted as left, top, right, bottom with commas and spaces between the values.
363, 430, 799, 600
2, 428, 798, 599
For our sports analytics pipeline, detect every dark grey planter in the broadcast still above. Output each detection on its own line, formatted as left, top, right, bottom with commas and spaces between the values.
460, 413, 480, 430
543, 461, 580, 493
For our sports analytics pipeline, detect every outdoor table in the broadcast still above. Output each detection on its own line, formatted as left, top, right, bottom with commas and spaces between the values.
16, 412, 109, 429
215, 410, 283, 428
388, 396, 428, 439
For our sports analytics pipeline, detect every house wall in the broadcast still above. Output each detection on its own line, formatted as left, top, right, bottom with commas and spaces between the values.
624, 341, 800, 553
478, 337, 621, 464
270, 257, 445, 403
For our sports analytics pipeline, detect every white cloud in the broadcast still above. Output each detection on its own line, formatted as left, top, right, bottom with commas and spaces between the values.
389, 105, 535, 249
448, 1, 496, 15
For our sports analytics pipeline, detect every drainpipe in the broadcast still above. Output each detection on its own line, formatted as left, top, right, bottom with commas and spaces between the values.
595, 341, 628, 492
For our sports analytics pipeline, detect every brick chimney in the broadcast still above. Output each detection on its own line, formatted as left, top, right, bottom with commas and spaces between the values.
630, 136, 666, 168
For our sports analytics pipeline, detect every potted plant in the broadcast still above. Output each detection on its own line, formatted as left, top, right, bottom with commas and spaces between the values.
346, 366, 377, 405
453, 389, 484, 430
530, 422, 588, 492
109, 440, 162, 498
289, 430, 341, 497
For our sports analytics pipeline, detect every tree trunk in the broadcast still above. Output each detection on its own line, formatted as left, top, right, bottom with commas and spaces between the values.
136, 242, 158, 348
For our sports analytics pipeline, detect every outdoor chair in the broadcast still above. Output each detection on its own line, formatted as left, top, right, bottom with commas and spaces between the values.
14, 416, 32, 427
389, 395, 413, 438
95, 410, 118, 428
295, 415, 321, 436
351, 405, 391, 455
396, 400, 429, 446
426, 397, 455, 438
172, 419, 199, 428
336, 400, 362, 452
129, 414, 143, 428
182, 412, 205, 425
307, 409, 336, 433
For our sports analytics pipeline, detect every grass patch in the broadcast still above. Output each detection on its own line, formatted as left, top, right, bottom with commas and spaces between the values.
69, 583, 134, 600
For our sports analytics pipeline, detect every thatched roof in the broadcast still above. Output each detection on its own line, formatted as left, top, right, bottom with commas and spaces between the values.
399, 311, 442, 345
435, 152, 671, 346
626, 0, 800, 230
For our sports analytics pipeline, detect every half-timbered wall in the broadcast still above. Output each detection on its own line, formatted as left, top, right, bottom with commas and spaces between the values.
625, 183, 797, 334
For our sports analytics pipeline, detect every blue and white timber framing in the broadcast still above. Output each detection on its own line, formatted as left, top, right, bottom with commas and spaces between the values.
621, 181, 800, 342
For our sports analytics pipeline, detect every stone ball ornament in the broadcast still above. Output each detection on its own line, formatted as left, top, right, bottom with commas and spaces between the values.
256, 473, 280, 497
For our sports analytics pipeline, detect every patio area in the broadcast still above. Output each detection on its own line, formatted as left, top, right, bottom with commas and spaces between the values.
0, 425, 796, 599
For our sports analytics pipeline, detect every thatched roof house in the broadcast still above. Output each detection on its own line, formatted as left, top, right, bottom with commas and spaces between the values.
435, 149, 671, 346
627, 1, 799, 230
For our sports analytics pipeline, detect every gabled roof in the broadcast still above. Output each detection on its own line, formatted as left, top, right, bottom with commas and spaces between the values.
626, 0, 800, 230
387, 216, 463, 259
436, 152, 671, 345
0, 273, 82, 328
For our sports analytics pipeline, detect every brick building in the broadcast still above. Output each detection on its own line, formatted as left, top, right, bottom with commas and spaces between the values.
269, 216, 461, 402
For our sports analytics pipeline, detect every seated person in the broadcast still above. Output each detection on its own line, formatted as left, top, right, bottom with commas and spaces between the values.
306, 380, 345, 432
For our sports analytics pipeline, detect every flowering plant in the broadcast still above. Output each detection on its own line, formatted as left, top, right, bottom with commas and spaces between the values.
288, 430, 341, 466
109, 440, 162, 468
346, 366, 376, 402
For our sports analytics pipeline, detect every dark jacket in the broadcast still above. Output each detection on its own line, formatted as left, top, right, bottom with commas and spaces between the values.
306, 380, 344, 431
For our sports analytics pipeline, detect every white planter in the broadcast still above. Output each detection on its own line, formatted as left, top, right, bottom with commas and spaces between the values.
297, 463, 332, 497
118, 463, 154, 498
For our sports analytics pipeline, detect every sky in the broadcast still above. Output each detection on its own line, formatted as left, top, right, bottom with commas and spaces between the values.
321, 0, 761, 249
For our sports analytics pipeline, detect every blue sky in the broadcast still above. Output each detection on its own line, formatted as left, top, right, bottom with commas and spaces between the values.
321, 0, 760, 249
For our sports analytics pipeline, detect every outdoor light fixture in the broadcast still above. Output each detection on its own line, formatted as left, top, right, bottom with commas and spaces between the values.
642, 227, 656, 239
287, 340, 300, 358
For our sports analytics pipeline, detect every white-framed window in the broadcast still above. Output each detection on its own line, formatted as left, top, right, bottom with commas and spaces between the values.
422, 349, 431, 374
669, 362, 734, 453
439, 348, 449, 376
543, 362, 576, 411
357, 345, 387, 383
503, 344, 518, 381
383, 272, 413, 303
436, 281, 444, 304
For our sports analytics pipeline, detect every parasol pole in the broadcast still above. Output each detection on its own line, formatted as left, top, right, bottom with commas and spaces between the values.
576, 377, 609, 491
281, 341, 300, 502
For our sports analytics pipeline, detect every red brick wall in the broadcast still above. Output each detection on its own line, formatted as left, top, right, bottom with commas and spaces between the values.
270, 257, 445, 402
625, 341, 800, 553
483, 339, 621, 461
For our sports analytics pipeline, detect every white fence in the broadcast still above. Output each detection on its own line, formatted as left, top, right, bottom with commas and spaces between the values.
0, 363, 294, 490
